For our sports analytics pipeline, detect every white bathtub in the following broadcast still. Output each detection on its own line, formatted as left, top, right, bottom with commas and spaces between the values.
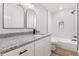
51, 37, 77, 52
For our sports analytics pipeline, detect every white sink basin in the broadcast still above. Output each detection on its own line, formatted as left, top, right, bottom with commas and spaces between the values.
34, 34, 44, 39
34, 34, 43, 36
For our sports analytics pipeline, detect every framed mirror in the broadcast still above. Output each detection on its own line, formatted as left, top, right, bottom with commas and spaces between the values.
26, 9, 36, 29
3, 3, 25, 29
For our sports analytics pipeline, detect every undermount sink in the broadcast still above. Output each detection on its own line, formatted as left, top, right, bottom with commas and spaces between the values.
34, 34, 43, 37
34, 34, 44, 39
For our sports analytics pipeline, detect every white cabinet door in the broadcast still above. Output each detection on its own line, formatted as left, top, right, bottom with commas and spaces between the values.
35, 36, 51, 56
35, 38, 45, 56
43, 36, 51, 56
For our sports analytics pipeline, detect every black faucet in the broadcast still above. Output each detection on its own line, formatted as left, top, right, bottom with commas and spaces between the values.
33, 29, 36, 34
72, 35, 77, 41
73, 35, 77, 38
33, 29, 40, 35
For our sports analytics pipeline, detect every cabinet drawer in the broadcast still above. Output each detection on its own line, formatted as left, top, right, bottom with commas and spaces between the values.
2, 43, 34, 56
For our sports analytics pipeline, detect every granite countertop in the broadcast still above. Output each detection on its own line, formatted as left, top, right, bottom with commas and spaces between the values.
0, 34, 34, 54
0, 32, 51, 55
34, 33, 51, 40
0, 31, 33, 38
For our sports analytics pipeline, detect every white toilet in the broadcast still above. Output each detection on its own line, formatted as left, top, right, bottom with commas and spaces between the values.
51, 37, 58, 51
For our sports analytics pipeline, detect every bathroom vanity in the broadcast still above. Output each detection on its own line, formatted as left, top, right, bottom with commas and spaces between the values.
0, 3, 51, 56
34, 34, 51, 56
0, 32, 51, 56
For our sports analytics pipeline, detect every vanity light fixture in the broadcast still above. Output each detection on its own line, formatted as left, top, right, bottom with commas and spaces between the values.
20, 3, 34, 9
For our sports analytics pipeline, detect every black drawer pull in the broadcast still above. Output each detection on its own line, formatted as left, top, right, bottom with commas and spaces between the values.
19, 50, 28, 55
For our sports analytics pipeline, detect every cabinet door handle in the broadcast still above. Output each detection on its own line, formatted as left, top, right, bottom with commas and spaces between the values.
19, 50, 28, 55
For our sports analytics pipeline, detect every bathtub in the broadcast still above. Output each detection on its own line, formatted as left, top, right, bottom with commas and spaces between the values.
51, 37, 77, 52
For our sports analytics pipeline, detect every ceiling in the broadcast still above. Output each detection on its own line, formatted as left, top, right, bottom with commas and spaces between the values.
39, 3, 77, 13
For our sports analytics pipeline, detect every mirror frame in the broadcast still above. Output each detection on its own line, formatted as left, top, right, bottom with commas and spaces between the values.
26, 8, 37, 29
3, 3, 25, 29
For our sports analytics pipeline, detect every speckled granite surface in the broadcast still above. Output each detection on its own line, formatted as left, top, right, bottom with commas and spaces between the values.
0, 31, 33, 38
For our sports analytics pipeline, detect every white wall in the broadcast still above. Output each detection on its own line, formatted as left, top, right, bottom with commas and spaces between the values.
34, 4, 48, 34
48, 11, 53, 34
78, 3, 79, 50
48, 9, 77, 39
0, 3, 32, 34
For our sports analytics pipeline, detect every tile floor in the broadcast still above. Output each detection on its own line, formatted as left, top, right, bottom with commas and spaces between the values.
51, 48, 78, 56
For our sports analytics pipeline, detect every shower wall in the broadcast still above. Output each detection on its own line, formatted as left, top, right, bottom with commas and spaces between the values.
48, 8, 77, 39
78, 3, 79, 50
